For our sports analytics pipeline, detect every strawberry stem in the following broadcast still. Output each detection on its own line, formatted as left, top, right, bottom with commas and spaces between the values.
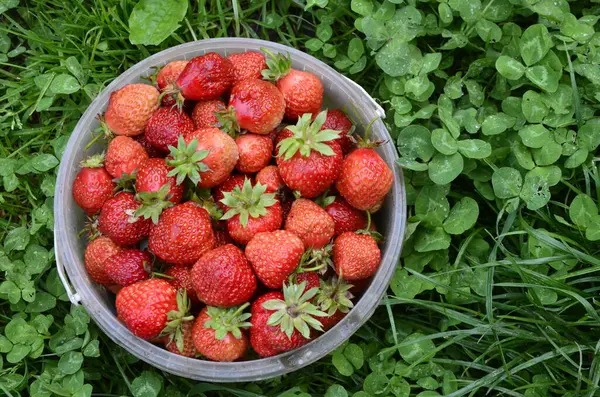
277, 111, 341, 161
204, 303, 252, 340
80, 153, 105, 168
133, 183, 175, 224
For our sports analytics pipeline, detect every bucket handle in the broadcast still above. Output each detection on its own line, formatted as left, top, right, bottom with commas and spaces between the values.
341, 76, 386, 120
55, 250, 81, 306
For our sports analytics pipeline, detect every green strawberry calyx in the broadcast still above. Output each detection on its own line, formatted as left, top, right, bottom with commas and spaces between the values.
277, 111, 340, 161
220, 178, 277, 227
316, 277, 354, 316
80, 153, 105, 168
262, 281, 328, 339
261, 48, 292, 81
214, 106, 241, 137
204, 303, 252, 341
356, 211, 384, 242
113, 171, 137, 194
314, 190, 336, 208
166, 136, 211, 186
161, 290, 194, 353
298, 244, 333, 274
131, 183, 174, 224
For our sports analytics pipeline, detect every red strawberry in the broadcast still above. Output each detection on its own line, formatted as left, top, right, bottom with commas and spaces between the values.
167, 129, 238, 188
115, 278, 178, 340
175, 53, 234, 101
285, 198, 335, 249
104, 249, 151, 287
164, 319, 196, 357
84, 236, 122, 285
192, 305, 251, 362
98, 192, 151, 246
214, 229, 234, 247
165, 265, 199, 304
255, 165, 284, 193
321, 109, 355, 154
157, 60, 188, 106
225, 79, 285, 135
316, 277, 354, 330
133, 158, 184, 223
293, 271, 321, 293
263, 51, 323, 120
333, 232, 381, 280
319, 310, 346, 331
135, 158, 183, 204
145, 107, 195, 153
148, 202, 215, 265
324, 196, 367, 236
157, 60, 188, 90
213, 173, 247, 211
191, 244, 257, 307
336, 148, 393, 212
227, 51, 266, 83
104, 84, 159, 136
134, 134, 164, 158
245, 230, 304, 288
220, 179, 283, 245
276, 112, 343, 198
235, 133, 273, 173
192, 100, 225, 129
105, 136, 149, 179
73, 154, 115, 215
250, 282, 325, 357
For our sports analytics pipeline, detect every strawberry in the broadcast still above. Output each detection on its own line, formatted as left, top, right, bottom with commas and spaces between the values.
133, 158, 184, 223
220, 179, 282, 245
192, 305, 251, 362
333, 232, 381, 280
103, 84, 160, 136
84, 236, 122, 285
250, 282, 326, 357
224, 79, 285, 135
316, 277, 354, 330
213, 173, 247, 211
164, 319, 196, 357
336, 147, 393, 212
157, 60, 188, 106
255, 165, 284, 193
321, 109, 355, 154
276, 112, 343, 198
214, 229, 234, 247
191, 244, 257, 307
145, 107, 195, 153
285, 198, 335, 249
165, 264, 199, 305
115, 278, 178, 340
148, 201, 215, 265
235, 133, 273, 173
245, 230, 304, 288
324, 196, 367, 236
293, 271, 321, 293
192, 100, 225, 129
227, 51, 266, 83
104, 249, 151, 287
105, 136, 149, 179
98, 192, 151, 246
262, 51, 323, 120
175, 53, 234, 101
134, 134, 163, 158
72, 154, 115, 215
167, 130, 238, 188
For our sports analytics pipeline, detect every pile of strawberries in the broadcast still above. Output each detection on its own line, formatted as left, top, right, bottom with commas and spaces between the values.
72, 49, 393, 361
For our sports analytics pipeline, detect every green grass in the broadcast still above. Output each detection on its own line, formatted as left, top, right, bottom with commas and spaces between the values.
1, 0, 600, 396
